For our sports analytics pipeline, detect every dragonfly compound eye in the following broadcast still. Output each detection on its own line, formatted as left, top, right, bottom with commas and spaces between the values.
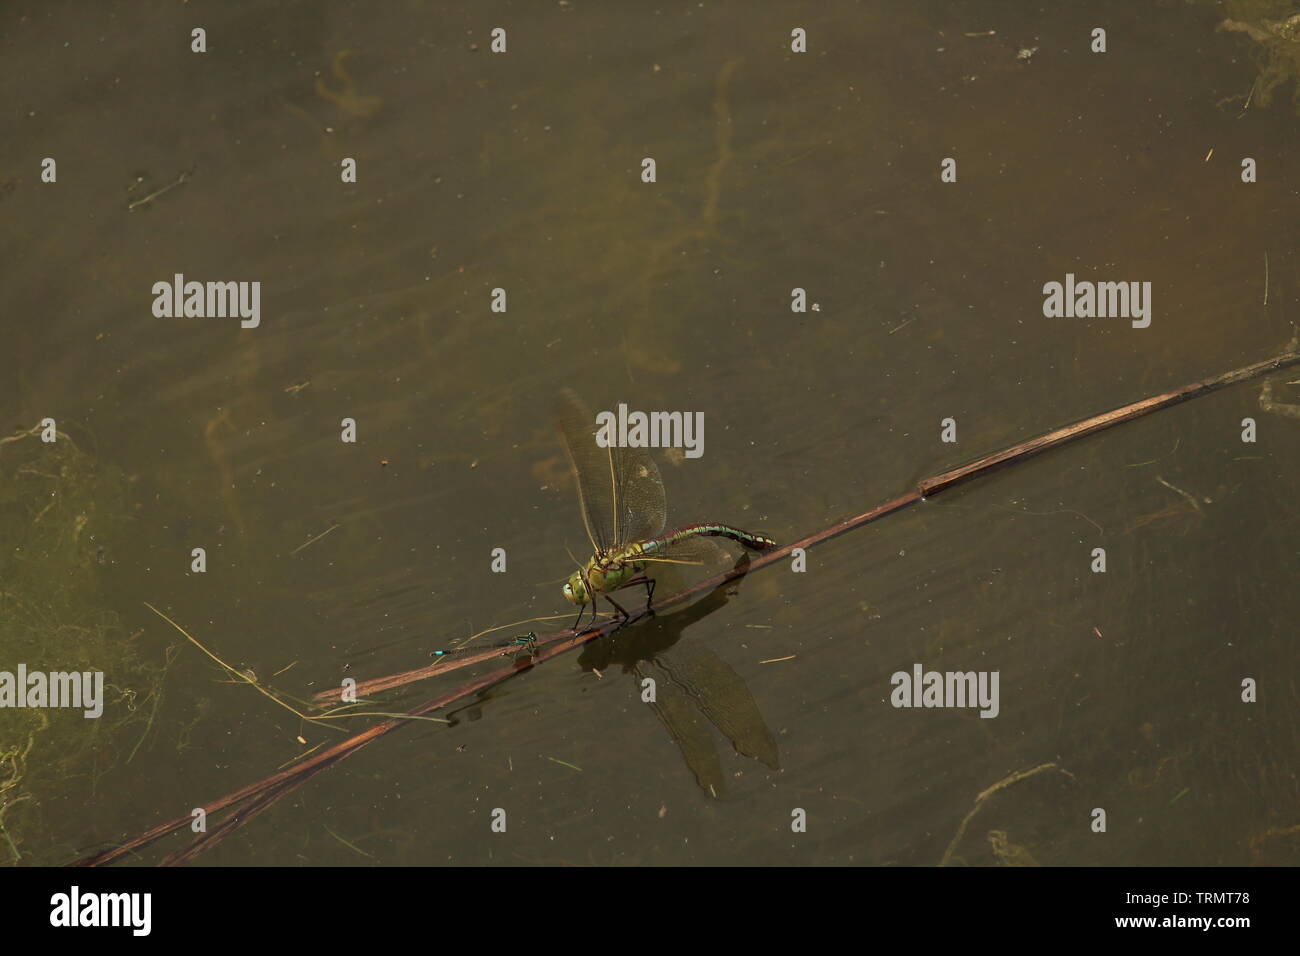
566, 574, 592, 606
562, 576, 587, 604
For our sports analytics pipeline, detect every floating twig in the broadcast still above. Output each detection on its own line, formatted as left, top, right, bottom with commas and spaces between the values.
1155, 476, 1203, 514
290, 523, 341, 555
126, 166, 194, 212
939, 762, 1076, 866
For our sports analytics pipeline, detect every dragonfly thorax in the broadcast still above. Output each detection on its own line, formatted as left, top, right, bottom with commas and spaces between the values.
562, 550, 647, 605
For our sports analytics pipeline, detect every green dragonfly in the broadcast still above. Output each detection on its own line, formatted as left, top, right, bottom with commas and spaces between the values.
555, 390, 776, 630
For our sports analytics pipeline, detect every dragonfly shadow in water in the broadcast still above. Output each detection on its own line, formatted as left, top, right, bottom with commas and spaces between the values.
578, 553, 780, 799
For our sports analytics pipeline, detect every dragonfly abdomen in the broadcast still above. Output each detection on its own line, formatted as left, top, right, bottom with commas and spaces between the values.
654, 524, 776, 551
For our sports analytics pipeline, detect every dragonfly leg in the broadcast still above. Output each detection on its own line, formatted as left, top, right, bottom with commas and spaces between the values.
618, 575, 657, 617
604, 594, 631, 623
572, 603, 591, 634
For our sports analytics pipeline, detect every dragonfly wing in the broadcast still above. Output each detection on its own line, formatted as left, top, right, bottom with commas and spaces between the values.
610, 439, 666, 545
643, 535, 731, 570
555, 389, 615, 555
555, 390, 667, 551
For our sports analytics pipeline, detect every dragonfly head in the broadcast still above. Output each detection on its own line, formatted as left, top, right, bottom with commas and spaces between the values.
562, 570, 589, 605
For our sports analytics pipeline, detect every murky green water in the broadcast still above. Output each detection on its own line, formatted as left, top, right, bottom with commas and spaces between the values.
1, 0, 1296, 865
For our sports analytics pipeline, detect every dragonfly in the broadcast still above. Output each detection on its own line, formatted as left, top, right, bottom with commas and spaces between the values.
431, 632, 538, 659
555, 390, 776, 631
